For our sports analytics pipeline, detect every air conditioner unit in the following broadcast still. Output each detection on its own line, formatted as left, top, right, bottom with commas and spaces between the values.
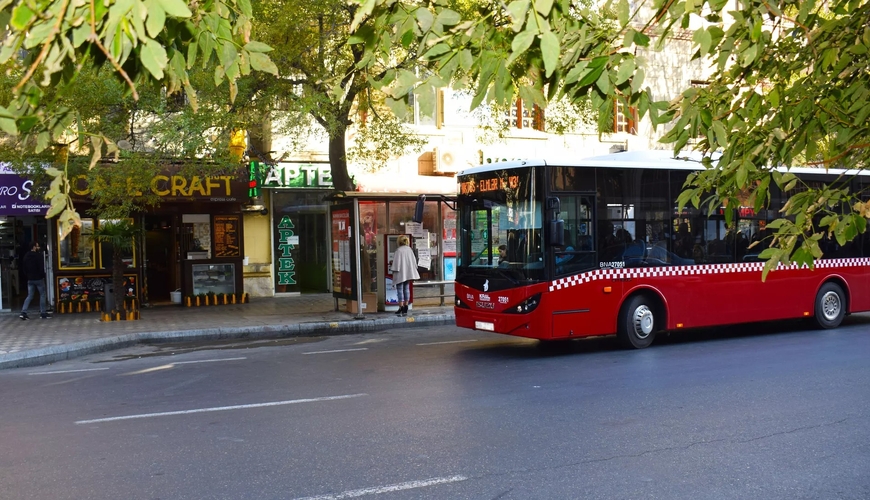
434, 147, 478, 174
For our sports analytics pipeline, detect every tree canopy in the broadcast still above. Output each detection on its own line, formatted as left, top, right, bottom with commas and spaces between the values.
0, 0, 277, 234
352, 0, 870, 276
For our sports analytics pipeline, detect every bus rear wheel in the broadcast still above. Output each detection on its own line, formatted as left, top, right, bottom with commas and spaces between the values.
617, 295, 657, 349
814, 282, 845, 329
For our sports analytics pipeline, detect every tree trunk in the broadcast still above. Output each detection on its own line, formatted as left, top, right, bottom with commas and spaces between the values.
329, 122, 355, 192
113, 251, 125, 314
248, 114, 273, 162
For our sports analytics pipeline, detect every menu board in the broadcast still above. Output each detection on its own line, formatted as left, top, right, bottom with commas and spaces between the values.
213, 215, 241, 258
57, 275, 137, 302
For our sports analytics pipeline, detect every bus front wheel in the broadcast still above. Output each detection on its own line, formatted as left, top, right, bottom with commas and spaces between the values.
618, 295, 657, 349
814, 282, 845, 329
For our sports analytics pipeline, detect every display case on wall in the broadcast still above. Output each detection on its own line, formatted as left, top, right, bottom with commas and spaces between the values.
191, 263, 236, 295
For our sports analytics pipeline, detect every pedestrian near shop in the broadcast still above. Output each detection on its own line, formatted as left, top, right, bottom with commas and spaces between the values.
391, 235, 420, 317
20, 241, 50, 320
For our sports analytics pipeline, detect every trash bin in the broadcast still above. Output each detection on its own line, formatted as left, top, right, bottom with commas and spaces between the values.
170, 289, 182, 304
104, 284, 114, 311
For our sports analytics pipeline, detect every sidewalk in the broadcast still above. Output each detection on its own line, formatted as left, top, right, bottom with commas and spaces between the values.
0, 294, 455, 369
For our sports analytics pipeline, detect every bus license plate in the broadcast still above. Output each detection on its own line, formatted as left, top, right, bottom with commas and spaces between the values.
475, 321, 495, 331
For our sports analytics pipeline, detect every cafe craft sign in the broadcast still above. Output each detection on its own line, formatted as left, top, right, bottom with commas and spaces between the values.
252, 162, 334, 189
70, 171, 247, 202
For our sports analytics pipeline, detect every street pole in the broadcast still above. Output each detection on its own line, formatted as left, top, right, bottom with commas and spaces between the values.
352, 199, 364, 320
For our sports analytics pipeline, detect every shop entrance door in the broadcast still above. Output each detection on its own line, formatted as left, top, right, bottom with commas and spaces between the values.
144, 216, 177, 303
273, 211, 328, 293
0, 217, 47, 311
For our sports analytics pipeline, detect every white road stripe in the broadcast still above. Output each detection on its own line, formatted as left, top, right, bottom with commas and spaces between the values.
173, 357, 247, 365
302, 348, 368, 355
75, 393, 367, 425
29, 368, 110, 376
416, 340, 479, 346
293, 475, 468, 499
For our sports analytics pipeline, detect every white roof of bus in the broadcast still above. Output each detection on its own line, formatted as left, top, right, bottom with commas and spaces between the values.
458, 150, 870, 178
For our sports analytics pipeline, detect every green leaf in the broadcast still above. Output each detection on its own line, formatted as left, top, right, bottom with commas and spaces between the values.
693, 28, 713, 55
435, 9, 461, 26
509, 30, 536, 64
711, 120, 727, 149
237, 0, 252, 17
154, 0, 191, 17
739, 43, 758, 67
145, 0, 166, 38
244, 41, 272, 53
140, 39, 168, 79
540, 31, 559, 77
220, 41, 238, 69
46, 194, 67, 219
249, 52, 278, 75
630, 67, 645, 94
0, 104, 15, 135
768, 86, 779, 108
595, 68, 610, 95
507, 0, 530, 32
615, 58, 634, 86
459, 49, 473, 71
617, 0, 629, 25
536, 0, 554, 17
633, 30, 650, 46
10, 3, 35, 30
416, 7, 434, 32
422, 43, 451, 60
35, 131, 50, 153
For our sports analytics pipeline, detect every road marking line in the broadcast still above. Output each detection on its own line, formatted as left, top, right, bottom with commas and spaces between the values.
173, 357, 247, 365
28, 368, 110, 376
416, 340, 479, 346
293, 475, 468, 499
302, 348, 368, 355
75, 393, 367, 425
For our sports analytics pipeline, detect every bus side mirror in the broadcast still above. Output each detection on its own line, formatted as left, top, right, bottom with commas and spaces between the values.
549, 219, 564, 247
413, 195, 426, 223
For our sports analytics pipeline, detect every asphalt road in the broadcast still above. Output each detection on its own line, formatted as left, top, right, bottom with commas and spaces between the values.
1, 317, 869, 500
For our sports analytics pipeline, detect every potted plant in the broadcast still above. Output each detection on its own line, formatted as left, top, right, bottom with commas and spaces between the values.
93, 220, 141, 320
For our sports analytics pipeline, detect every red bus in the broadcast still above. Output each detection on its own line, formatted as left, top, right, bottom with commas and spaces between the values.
453, 150, 870, 348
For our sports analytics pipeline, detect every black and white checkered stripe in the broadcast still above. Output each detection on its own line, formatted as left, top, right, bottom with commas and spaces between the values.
548, 258, 870, 292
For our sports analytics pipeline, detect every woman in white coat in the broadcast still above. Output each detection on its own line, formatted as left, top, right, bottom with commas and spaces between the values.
391, 235, 420, 316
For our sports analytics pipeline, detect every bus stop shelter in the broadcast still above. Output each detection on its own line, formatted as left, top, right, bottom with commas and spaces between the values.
327, 192, 456, 317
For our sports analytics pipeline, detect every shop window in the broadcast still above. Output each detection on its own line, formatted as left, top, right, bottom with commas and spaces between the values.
58, 219, 95, 269
98, 219, 136, 270
181, 214, 211, 260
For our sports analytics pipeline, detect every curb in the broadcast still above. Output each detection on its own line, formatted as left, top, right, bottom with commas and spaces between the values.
0, 313, 455, 370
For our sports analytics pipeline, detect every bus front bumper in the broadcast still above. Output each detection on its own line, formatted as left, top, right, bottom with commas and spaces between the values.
455, 307, 548, 339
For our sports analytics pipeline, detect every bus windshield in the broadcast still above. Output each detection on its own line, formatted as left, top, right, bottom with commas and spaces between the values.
457, 166, 544, 284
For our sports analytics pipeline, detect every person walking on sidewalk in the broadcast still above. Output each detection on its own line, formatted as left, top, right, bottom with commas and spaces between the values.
20, 241, 50, 320
391, 235, 420, 317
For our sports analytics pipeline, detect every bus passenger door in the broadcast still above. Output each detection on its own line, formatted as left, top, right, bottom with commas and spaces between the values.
550, 194, 623, 337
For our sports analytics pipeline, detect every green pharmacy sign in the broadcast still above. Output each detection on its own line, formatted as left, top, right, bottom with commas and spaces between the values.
260, 163, 333, 189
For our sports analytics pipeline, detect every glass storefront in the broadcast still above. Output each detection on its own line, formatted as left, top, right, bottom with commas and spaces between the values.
272, 190, 331, 293
0, 216, 50, 312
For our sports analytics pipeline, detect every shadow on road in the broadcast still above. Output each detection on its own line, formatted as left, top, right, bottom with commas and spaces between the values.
456, 313, 870, 360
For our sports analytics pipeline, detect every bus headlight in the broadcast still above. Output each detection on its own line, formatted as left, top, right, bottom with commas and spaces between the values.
506, 293, 541, 314
455, 295, 470, 309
